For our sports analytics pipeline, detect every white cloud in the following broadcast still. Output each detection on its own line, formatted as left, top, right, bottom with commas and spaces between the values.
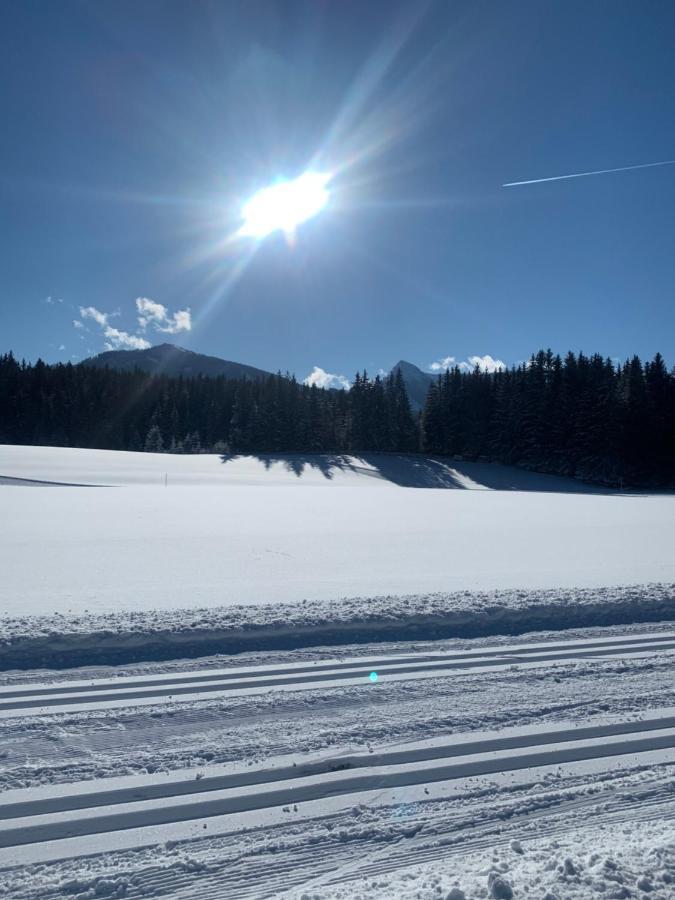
428, 353, 506, 374
429, 356, 457, 372
103, 326, 151, 351
79, 305, 151, 351
466, 354, 505, 373
72, 319, 84, 330
80, 306, 109, 327
303, 366, 351, 390
58, 344, 66, 351
136, 297, 166, 328
136, 297, 191, 334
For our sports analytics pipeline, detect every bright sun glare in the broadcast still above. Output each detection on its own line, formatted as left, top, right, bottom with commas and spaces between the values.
239, 172, 331, 239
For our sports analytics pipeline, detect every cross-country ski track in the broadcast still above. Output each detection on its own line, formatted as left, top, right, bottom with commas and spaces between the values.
1, 707, 675, 867
1, 630, 674, 715
1, 627, 674, 894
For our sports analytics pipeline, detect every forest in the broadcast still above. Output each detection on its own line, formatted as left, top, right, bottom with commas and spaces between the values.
0, 349, 673, 487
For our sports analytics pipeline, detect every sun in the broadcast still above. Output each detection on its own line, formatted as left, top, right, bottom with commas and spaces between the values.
239, 172, 331, 240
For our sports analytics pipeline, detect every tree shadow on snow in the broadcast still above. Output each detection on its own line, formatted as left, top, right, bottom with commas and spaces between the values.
219, 453, 636, 494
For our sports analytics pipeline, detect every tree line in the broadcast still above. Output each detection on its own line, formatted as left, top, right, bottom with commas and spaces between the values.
0, 354, 417, 456
422, 350, 674, 486
0, 349, 673, 486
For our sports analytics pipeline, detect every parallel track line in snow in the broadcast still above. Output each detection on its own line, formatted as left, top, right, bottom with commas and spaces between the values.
2, 712, 674, 821
2, 634, 674, 714
1, 722, 674, 851
3, 632, 672, 700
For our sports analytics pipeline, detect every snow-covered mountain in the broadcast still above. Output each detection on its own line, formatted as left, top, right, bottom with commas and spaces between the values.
83, 343, 271, 381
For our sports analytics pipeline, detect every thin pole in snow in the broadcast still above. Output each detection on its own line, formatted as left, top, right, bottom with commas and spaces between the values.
165, 472, 168, 487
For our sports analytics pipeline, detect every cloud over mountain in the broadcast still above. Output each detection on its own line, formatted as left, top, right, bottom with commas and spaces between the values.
429, 353, 505, 374
79, 306, 151, 351
136, 298, 191, 334
304, 367, 351, 390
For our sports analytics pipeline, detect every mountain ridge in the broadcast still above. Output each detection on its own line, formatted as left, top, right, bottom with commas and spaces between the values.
83, 343, 272, 381
82, 344, 435, 409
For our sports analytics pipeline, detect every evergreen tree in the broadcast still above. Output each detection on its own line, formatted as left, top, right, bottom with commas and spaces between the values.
0, 349, 672, 487
144, 423, 164, 453
421, 378, 443, 454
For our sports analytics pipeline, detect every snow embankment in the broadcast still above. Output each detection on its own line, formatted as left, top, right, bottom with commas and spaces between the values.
0, 584, 673, 669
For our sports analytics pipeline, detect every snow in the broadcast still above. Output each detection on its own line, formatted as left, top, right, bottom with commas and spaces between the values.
0, 443, 657, 490
1, 627, 674, 896
1, 583, 674, 670
1, 446, 674, 897
1, 447, 674, 626
0, 445, 393, 487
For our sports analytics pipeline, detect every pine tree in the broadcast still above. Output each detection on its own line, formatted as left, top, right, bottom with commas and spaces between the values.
421, 378, 443, 454
1, 349, 673, 487
144, 423, 164, 453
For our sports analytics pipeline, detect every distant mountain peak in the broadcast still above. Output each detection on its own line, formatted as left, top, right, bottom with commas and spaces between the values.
83, 344, 271, 381
392, 359, 426, 374
390, 360, 434, 411
154, 342, 189, 353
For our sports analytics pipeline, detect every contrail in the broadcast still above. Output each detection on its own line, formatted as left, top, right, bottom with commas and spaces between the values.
503, 158, 675, 187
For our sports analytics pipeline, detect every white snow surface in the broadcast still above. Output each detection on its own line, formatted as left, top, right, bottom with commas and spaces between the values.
1, 626, 674, 898
0, 445, 391, 487
1, 447, 674, 898
1, 446, 674, 622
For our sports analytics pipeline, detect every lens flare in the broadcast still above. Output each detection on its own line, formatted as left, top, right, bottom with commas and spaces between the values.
239, 172, 331, 239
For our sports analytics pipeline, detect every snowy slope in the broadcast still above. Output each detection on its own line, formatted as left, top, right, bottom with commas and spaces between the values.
1, 446, 674, 625
0, 445, 391, 487
0, 444, 635, 490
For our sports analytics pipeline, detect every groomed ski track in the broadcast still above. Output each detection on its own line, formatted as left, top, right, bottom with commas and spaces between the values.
1, 629, 674, 881
1, 631, 674, 714
1, 711, 674, 867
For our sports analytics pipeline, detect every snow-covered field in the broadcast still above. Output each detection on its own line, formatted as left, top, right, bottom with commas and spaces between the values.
1, 446, 674, 622
1, 446, 674, 898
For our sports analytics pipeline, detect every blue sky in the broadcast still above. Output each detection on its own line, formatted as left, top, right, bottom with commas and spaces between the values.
2, 0, 674, 383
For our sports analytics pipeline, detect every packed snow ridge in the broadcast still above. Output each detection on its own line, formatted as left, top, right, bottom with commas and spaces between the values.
0, 584, 673, 669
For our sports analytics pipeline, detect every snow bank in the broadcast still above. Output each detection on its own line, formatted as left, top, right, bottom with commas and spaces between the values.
0, 583, 672, 669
